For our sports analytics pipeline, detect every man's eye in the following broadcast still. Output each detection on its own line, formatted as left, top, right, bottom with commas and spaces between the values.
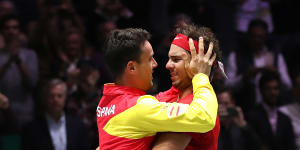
173, 58, 180, 62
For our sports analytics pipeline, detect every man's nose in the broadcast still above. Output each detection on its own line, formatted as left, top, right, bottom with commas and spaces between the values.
166, 59, 173, 70
152, 58, 158, 68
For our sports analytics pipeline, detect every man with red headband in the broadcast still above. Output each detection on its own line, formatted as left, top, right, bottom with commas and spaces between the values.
97, 28, 218, 150
153, 24, 227, 150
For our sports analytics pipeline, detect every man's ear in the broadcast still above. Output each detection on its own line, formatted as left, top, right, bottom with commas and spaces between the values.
125, 60, 136, 74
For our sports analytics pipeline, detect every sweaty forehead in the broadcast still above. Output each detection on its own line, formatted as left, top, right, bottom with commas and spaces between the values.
169, 44, 189, 57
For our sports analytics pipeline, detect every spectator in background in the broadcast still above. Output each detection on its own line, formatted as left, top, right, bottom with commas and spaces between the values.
0, 15, 38, 127
225, 19, 292, 113
94, 20, 117, 51
246, 70, 296, 150
0, 0, 15, 20
168, 0, 214, 29
216, 87, 262, 150
29, 0, 84, 81
21, 79, 89, 150
85, 0, 133, 46
280, 72, 300, 150
56, 28, 85, 80
89, 20, 116, 86
235, 0, 273, 34
66, 60, 100, 149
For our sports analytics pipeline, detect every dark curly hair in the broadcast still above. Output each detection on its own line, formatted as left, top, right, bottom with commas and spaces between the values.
171, 24, 222, 61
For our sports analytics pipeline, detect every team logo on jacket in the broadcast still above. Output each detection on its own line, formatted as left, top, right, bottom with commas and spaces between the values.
97, 105, 115, 117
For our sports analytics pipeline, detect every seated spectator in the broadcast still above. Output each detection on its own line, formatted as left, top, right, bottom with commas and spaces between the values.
280, 72, 300, 150
21, 79, 88, 150
246, 70, 296, 150
216, 86, 262, 150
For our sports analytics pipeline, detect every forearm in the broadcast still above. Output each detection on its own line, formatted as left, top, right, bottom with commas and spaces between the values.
189, 73, 218, 131
152, 133, 191, 150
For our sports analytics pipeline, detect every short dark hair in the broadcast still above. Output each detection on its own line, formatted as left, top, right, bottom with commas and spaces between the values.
171, 24, 222, 61
248, 19, 268, 33
104, 28, 151, 80
215, 85, 235, 103
259, 70, 281, 90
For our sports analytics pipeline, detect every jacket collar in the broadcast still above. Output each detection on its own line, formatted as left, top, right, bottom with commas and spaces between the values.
103, 83, 146, 96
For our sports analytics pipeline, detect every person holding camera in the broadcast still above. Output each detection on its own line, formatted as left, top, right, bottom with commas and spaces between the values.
216, 86, 263, 150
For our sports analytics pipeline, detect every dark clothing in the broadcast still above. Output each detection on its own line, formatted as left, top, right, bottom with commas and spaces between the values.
21, 114, 89, 150
0, 108, 18, 135
246, 104, 296, 150
0, 108, 18, 150
218, 123, 262, 150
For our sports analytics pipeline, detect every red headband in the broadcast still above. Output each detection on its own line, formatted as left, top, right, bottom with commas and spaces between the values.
171, 33, 199, 53
171, 33, 228, 80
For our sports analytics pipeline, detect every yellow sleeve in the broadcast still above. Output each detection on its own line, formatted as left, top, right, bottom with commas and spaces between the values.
104, 73, 218, 139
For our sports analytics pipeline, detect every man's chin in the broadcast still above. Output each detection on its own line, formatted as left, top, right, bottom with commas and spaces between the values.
145, 83, 156, 93
145, 82, 153, 90
171, 82, 179, 89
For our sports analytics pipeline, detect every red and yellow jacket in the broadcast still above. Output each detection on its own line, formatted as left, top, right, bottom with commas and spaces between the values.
97, 73, 218, 150
156, 86, 220, 150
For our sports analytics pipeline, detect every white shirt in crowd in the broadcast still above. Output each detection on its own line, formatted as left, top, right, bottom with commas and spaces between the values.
46, 113, 67, 150
225, 47, 292, 104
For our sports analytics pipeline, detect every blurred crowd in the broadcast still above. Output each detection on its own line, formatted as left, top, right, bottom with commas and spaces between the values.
0, 0, 299, 150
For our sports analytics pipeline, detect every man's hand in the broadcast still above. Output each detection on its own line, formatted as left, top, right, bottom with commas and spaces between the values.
0, 92, 9, 109
186, 37, 216, 77
232, 106, 247, 127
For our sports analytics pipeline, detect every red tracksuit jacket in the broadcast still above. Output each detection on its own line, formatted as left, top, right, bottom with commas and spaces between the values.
97, 74, 218, 150
156, 86, 220, 150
